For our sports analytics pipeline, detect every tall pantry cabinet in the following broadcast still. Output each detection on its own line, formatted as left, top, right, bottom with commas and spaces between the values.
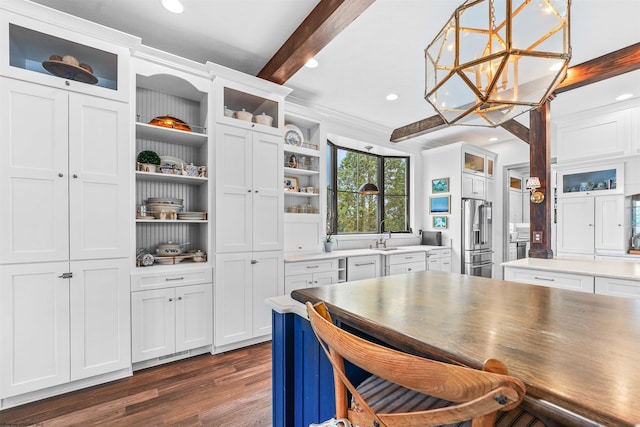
0, 7, 134, 408
210, 68, 291, 351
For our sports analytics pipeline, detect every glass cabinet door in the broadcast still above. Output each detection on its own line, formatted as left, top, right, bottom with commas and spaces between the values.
463, 152, 485, 174
557, 163, 623, 197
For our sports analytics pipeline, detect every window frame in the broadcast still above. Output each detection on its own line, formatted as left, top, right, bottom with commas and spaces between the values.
327, 141, 410, 235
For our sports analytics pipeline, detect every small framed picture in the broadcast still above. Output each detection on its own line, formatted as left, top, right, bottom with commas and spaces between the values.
429, 195, 450, 214
432, 216, 447, 229
284, 176, 299, 192
432, 177, 449, 193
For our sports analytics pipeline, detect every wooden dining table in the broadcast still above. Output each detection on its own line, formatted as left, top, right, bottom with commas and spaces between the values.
290, 270, 640, 426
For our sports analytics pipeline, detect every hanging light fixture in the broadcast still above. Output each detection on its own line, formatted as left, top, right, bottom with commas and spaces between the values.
358, 146, 379, 195
425, 0, 571, 127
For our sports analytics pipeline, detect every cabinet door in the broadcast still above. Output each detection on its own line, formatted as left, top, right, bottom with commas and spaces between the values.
175, 284, 212, 353
284, 273, 313, 295
347, 256, 380, 281
0, 78, 69, 264
462, 174, 485, 199
313, 270, 339, 286
0, 262, 70, 398
556, 197, 595, 255
214, 253, 252, 346
252, 132, 284, 252
252, 251, 284, 338
70, 259, 130, 380
594, 195, 625, 253
285, 214, 322, 253
509, 190, 523, 223
68, 94, 129, 260
131, 288, 176, 363
215, 125, 253, 253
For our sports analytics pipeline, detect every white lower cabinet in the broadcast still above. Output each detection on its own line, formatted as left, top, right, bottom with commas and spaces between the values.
347, 255, 381, 281
504, 267, 595, 293
0, 259, 130, 400
385, 252, 426, 276
131, 283, 212, 364
428, 248, 452, 272
595, 277, 640, 298
284, 259, 339, 294
214, 251, 284, 348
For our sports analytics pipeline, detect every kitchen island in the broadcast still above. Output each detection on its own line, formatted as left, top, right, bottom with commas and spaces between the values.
271, 270, 640, 426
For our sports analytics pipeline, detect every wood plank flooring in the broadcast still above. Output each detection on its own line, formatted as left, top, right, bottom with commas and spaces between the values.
0, 342, 272, 426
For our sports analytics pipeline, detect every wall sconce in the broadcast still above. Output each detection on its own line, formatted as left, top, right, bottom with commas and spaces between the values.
526, 177, 544, 204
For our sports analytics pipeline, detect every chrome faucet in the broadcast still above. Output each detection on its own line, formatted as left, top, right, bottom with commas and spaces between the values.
376, 219, 389, 248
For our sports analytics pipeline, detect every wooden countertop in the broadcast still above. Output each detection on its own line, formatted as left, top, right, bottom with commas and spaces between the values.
502, 257, 640, 281
291, 271, 640, 426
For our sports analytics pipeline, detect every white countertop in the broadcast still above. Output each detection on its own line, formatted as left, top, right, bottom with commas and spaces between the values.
284, 245, 448, 263
502, 257, 640, 281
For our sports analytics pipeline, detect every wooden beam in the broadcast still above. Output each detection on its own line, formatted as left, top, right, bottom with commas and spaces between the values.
555, 42, 640, 94
390, 42, 640, 142
500, 119, 529, 144
257, 0, 375, 85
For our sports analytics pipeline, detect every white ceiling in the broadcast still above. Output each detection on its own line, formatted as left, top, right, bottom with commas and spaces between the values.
30, 0, 640, 151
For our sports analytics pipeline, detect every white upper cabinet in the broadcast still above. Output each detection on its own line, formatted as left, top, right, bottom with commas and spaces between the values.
0, 78, 129, 264
1, 10, 134, 102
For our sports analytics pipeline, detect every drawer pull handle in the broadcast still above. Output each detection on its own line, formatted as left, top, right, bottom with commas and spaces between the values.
534, 276, 555, 282
355, 262, 375, 266
306, 265, 319, 269
165, 277, 185, 281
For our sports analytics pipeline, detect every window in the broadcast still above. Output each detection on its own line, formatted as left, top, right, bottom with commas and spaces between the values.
327, 141, 409, 234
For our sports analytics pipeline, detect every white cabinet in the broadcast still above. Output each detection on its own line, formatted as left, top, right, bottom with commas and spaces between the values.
595, 277, 640, 299
507, 243, 518, 261
504, 267, 595, 293
557, 195, 626, 257
0, 78, 129, 264
347, 255, 381, 281
284, 215, 323, 253
462, 174, 486, 199
427, 248, 452, 272
215, 124, 283, 253
214, 251, 284, 348
1, 259, 130, 399
509, 189, 523, 224
131, 283, 212, 363
284, 258, 339, 294
384, 252, 426, 276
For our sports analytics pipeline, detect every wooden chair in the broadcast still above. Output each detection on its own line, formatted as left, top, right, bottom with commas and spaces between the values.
306, 301, 539, 427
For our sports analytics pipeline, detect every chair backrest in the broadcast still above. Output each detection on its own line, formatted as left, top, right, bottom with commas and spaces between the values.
306, 301, 526, 427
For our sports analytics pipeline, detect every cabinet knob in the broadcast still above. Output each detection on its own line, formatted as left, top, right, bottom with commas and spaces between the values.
168, 298, 173, 302
247, 189, 252, 193
255, 190, 259, 193
313, 280, 318, 284
65, 80, 70, 86
72, 174, 78, 178
177, 296, 182, 301
58, 173, 64, 177
251, 259, 258, 264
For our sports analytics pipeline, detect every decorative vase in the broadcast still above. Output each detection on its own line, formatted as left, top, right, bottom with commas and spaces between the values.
324, 242, 333, 252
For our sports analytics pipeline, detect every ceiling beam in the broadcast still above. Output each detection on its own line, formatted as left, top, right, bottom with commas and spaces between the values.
257, 0, 375, 85
390, 42, 640, 143
500, 119, 530, 143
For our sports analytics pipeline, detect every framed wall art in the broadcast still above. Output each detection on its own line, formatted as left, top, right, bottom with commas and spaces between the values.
284, 176, 299, 192
432, 216, 447, 229
432, 177, 449, 193
429, 195, 450, 214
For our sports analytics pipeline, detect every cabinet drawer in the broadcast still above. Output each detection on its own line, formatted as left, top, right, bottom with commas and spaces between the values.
504, 268, 594, 293
386, 252, 425, 266
131, 267, 213, 291
595, 277, 640, 298
429, 249, 451, 258
285, 259, 338, 276
388, 261, 426, 276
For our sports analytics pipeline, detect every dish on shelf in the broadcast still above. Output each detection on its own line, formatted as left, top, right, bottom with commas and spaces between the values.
148, 116, 192, 132
177, 211, 207, 220
284, 124, 303, 146
159, 156, 186, 168
154, 255, 189, 265
147, 197, 183, 205
136, 215, 155, 220
42, 55, 98, 84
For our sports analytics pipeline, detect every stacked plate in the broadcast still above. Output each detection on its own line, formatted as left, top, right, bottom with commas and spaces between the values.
146, 198, 184, 218
177, 211, 206, 221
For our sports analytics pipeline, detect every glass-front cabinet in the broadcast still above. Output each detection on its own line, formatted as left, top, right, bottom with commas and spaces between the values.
463, 151, 485, 175
557, 163, 624, 198
1, 11, 131, 101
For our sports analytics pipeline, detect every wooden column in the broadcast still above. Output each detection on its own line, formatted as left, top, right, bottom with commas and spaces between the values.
528, 102, 553, 258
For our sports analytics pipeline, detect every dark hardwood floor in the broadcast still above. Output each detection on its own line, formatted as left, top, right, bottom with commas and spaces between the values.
0, 342, 272, 426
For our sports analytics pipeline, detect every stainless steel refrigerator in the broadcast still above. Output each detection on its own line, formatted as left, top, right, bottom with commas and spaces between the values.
461, 198, 493, 278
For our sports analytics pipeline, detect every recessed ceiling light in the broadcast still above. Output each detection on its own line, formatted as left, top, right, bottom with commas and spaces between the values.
616, 93, 633, 101
489, 137, 498, 142
305, 58, 318, 68
162, 0, 184, 14
386, 93, 398, 101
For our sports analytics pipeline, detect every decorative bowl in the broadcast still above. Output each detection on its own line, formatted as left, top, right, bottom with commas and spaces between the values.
254, 113, 273, 126
148, 116, 192, 132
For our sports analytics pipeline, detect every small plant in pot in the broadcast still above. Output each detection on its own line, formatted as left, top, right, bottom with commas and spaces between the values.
137, 150, 161, 173
323, 233, 334, 252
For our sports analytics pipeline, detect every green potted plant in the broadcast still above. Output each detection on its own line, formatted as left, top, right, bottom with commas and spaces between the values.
323, 233, 334, 252
137, 150, 161, 173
